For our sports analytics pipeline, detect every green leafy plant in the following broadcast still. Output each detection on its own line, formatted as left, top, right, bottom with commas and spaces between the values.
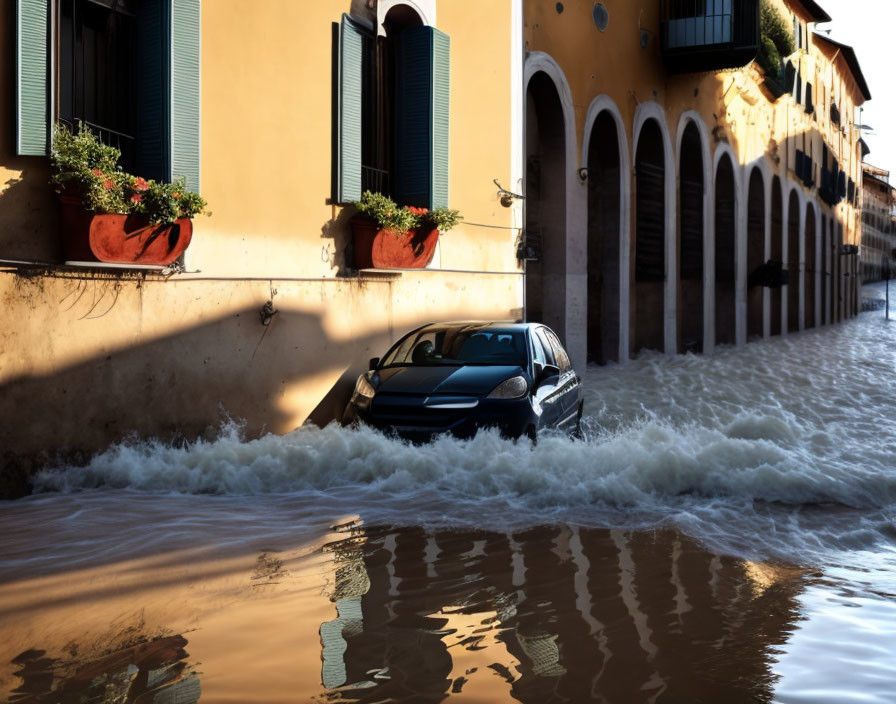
50, 122, 208, 225
758, 0, 795, 83
354, 191, 463, 236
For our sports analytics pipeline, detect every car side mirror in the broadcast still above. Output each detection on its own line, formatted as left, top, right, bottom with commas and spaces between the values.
369, 357, 380, 371
536, 363, 560, 386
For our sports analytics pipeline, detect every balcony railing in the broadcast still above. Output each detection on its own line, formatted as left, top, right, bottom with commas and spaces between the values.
660, 0, 759, 74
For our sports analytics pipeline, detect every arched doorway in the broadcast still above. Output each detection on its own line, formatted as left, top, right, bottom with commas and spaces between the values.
770, 177, 783, 335
787, 190, 801, 333
679, 123, 704, 353
746, 168, 765, 339
525, 72, 567, 337
715, 154, 736, 346
822, 213, 829, 325
805, 204, 816, 329
586, 111, 621, 364
834, 222, 843, 323
634, 119, 666, 354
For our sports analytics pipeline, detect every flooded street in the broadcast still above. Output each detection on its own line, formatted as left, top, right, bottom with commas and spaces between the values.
3, 285, 896, 703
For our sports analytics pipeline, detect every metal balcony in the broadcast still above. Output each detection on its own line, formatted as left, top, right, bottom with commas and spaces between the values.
660, 0, 759, 75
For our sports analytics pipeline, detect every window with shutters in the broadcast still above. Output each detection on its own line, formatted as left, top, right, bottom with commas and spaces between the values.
336, 10, 450, 209
16, 0, 200, 191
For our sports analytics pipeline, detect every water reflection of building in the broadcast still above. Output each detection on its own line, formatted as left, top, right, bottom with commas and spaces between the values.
9, 634, 200, 704
318, 524, 805, 703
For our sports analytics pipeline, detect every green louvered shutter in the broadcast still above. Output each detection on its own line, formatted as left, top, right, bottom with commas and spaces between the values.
137, 0, 170, 181
15, 0, 49, 156
337, 14, 364, 204
170, 0, 201, 192
395, 26, 450, 209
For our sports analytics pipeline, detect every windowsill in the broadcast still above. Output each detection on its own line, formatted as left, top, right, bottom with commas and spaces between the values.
359, 267, 523, 277
0, 258, 177, 276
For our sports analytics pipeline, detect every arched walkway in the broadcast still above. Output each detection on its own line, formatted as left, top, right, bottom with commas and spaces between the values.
525, 71, 567, 337
822, 213, 829, 325
805, 204, 817, 329
585, 110, 622, 363
746, 168, 765, 339
787, 189, 801, 333
715, 154, 737, 346
678, 122, 704, 353
770, 176, 783, 335
634, 118, 667, 354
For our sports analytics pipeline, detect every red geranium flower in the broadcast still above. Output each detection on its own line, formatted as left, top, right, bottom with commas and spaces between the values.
91, 169, 104, 177
130, 194, 142, 203
103, 179, 114, 189
134, 177, 149, 191
172, 192, 181, 199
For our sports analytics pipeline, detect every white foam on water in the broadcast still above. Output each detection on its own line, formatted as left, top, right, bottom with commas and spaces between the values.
30, 283, 896, 567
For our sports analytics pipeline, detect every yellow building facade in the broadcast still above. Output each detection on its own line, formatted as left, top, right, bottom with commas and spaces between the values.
0, 0, 525, 477
522, 0, 869, 364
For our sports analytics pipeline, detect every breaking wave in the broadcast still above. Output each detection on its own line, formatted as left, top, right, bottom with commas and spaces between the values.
30, 284, 896, 564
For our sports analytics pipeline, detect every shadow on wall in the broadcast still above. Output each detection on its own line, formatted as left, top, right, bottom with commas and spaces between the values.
0, 292, 398, 498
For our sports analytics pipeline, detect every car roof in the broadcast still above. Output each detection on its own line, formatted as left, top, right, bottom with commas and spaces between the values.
416, 321, 538, 333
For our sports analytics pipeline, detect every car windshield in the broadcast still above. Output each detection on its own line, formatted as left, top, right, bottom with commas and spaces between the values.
381, 328, 528, 367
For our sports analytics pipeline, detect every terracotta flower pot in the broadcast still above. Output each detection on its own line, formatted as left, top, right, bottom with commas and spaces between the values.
350, 217, 439, 269
59, 196, 193, 266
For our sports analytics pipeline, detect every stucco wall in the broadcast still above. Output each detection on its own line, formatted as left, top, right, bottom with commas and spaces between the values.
0, 269, 521, 461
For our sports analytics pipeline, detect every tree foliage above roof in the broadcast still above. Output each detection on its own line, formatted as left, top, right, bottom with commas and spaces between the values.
758, 0, 795, 81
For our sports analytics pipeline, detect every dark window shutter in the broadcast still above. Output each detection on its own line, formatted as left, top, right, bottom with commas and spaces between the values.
806, 81, 814, 114
170, 0, 201, 192
784, 62, 796, 95
15, 0, 49, 156
137, 1, 170, 182
796, 77, 802, 105
336, 14, 364, 204
395, 26, 451, 209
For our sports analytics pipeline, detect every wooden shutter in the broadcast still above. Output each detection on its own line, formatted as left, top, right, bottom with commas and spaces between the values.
171, 0, 201, 192
336, 14, 364, 204
137, 0, 170, 181
395, 26, 450, 209
15, 0, 49, 156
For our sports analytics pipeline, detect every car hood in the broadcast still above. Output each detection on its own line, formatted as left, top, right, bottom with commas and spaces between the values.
374, 365, 524, 396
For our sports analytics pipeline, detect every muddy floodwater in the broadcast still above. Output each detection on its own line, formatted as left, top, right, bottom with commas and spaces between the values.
3, 284, 896, 703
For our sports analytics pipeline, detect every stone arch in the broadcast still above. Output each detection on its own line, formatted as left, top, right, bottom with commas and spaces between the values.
805, 201, 818, 329
633, 102, 676, 355
582, 96, 630, 363
770, 175, 784, 335
785, 186, 802, 333
523, 52, 584, 367
714, 150, 738, 346
746, 166, 765, 339
675, 112, 711, 354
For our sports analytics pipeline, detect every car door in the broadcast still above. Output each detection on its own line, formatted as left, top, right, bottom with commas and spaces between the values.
532, 327, 564, 429
542, 327, 580, 431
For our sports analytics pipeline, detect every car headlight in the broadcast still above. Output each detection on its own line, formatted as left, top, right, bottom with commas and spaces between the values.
353, 374, 376, 400
487, 375, 528, 399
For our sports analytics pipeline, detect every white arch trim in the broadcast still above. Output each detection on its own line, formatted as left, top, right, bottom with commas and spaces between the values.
633, 101, 677, 356
675, 112, 714, 354
711, 142, 745, 348
523, 51, 587, 371
377, 0, 435, 33
582, 95, 631, 364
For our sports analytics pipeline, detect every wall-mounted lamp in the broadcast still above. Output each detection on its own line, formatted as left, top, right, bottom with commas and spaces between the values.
260, 300, 278, 326
495, 179, 525, 208
578, 167, 589, 183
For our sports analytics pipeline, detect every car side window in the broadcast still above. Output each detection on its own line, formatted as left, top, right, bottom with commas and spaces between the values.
545, 330, 571, 373
534, 328, 557, 366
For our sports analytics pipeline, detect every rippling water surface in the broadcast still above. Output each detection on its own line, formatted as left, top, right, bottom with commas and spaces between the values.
3, 284, 896, 703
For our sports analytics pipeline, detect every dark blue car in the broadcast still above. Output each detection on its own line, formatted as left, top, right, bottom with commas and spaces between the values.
343, 322, 583, 440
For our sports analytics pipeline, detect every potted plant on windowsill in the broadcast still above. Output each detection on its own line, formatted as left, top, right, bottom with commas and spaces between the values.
350, 191, 462, 269
51, 123, 208, 266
